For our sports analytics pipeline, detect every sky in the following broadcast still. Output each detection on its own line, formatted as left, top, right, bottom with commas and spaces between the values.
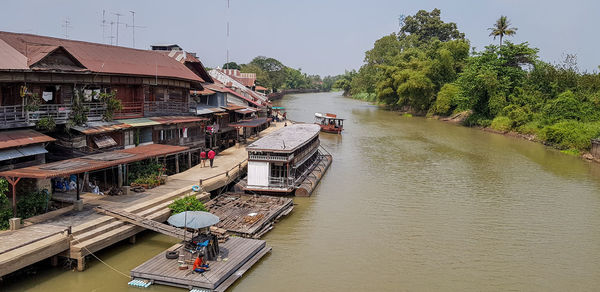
1, 0, 599, 76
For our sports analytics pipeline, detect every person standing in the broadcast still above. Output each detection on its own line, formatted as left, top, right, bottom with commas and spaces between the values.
208, 149, 216, 168
200, 149, 207, 168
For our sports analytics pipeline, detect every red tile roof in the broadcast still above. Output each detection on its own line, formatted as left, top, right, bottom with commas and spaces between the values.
0, 129, 56, 150
0, 31, 205, 83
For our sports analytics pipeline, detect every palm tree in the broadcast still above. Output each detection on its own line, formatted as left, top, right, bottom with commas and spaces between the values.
488, 16, 517, 46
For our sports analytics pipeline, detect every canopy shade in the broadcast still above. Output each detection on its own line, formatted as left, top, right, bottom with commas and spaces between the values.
167, 211, 220, 230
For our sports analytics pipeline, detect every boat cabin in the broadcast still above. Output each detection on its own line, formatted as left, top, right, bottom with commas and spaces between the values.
315, 113, 344, 134
245, 124, 322, 194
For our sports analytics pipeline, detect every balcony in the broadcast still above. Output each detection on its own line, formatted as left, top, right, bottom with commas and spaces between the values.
144, 101, 191, 117
114, 101, 143, 119
248, 153, 293, 162
0, 103, 106, 129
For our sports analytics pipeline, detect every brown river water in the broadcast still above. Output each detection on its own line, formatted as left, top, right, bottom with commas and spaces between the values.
4, 92, 600, 291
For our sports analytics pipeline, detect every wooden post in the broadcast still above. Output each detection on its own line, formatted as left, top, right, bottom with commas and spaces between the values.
175, 154, 180, 173
50, 255, 59, 267
129, 235, 136, 244
117, 164, 123, 188
5, 177, 21, 218
76, 174, 80, 201
77, 257, 85, 271
188, 151, 192, 169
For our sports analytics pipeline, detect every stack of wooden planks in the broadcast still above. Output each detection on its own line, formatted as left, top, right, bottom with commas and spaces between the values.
205, 193, 294, 238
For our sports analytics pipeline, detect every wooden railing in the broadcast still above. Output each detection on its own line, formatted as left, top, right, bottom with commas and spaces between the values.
0, 105, 26, 126
87, 103, 106, 121
144, 101, 191, 116
249, 153, 292, 162
114, 101, 143, 119
27, 104, 71, 123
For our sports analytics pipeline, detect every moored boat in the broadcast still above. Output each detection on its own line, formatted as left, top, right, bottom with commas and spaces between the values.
315, 112, 344, 134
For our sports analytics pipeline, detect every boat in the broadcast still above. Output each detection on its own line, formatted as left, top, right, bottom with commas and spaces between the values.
315, 112, 344, 134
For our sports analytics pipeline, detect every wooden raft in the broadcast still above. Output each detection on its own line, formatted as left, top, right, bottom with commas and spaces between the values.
205, 193, 294, 238
130, 237, 271, 291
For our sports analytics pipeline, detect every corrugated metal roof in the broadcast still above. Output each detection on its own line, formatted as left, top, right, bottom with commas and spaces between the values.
72, 121, 132, 135
222, 104, 246, 111
117, 118, 161, 127
93, 135, 117, 148
190, 88, 216, 96
229, 117, 271, 128
0, 145, 47, 162
0, 129, 56, 150
235, 108, 258, 114
194, 106, 225, 115
0, 31, 205, 83
150, 116, 208, 124
0, 144, 187, 179
247, 123, 320, 152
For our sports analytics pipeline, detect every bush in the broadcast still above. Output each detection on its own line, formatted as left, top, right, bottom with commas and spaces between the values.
128, 161, 165, 182
504, 105, 532, 128
540, 120, 600, 150
16, 189, 50, 219
169, 195, 207, 214
0, 179, 11, 230
490, 116, 512, 132
431, 83, 460, 116
517, 121, 541, 136
543, 90, 582, 123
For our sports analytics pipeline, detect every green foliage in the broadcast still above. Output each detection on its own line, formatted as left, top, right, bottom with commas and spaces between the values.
16, 189, 50, 219
0, 179, 11, 230
540, 120, 600, 150
490, 116, 512, 132
168, 195, 207, 214
560, 148, 581, 156
100, 91, 123, 122
333, 70, 356, 96
35, 116, 56, 131
128, 160, 165, 182
70, 89, 90, 127
431, 83, 460, 115
222, 62, 241, 70
400, 8, 465, 43
488, 15, 518, 46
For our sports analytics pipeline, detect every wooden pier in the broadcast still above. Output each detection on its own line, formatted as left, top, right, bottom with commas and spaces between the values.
206, 193, 293, 238
130, 237, 271, 291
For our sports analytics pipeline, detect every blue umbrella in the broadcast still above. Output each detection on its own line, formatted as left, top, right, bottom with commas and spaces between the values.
167, 211, 220, 230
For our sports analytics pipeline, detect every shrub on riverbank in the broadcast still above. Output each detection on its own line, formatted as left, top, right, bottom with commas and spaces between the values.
0, 179, 11, 230
340, 8, 600, 154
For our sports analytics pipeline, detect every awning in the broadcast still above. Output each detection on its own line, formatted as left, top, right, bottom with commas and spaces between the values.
151, 116, 208, 125
221, 104, 246, 111
72, 121, 132, 135
195, 105, 225, 115
93, 135, 117, 148
229, 117, 271, 128
190, 88, 216, 96
235, 108, 258, 115
0, 129, 55, 150
0, 144, 188, 179
117, 118, 161, 127
271, 106, 285, 110
0, 145, 48, 162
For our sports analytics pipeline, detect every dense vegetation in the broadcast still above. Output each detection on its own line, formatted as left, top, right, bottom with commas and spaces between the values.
338, 8, 600, 154
223, 57, 338, 91
168, 195, 207, 214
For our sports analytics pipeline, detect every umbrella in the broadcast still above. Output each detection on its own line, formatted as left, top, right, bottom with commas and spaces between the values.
168, 211, 220, 230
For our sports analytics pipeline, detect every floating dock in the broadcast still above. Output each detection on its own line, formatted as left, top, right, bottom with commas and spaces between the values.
205, 193, 294, 238
130, 237, 270, 291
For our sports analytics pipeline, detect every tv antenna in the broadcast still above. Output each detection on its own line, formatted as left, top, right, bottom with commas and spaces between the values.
225, 0, 230, 69
100, 10, 107, 43
109, 21, 116, 45
112, 12, 124, 46
62, 18, 72, 39
126, 10, 146, 48
398, 14, 406, 29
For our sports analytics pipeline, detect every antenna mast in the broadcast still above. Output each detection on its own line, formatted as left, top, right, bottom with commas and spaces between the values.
226, 0, 230, 69
62, 18, 72, 39
112, 12, 123, 46
126, 10, 146, 48
101, 10, 107, 43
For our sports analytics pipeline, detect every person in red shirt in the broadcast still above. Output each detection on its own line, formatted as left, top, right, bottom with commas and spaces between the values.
193, 254, 209, 273
200, 150, 207, 168
207, 149, 216, 168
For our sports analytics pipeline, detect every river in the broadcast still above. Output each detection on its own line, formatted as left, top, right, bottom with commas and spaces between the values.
5, 92, 600, 291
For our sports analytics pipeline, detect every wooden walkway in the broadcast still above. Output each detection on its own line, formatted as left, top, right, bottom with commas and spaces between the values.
94, 206, 193, 240
0, 224, 71, 277
131, 237, 270, 291
206, 193, 294, 238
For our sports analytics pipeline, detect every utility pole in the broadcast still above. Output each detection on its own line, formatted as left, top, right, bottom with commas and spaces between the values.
126, 10, 145, 48
62, 18, 72, 39
112, 12, 123, 46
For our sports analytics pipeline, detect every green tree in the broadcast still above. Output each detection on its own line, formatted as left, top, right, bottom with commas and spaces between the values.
222, 62, 241, 70
488, 16, 517, 46
400, 8, 465, 43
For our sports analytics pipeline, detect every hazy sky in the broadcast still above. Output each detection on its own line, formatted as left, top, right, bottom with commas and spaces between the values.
1, 0, 598, 76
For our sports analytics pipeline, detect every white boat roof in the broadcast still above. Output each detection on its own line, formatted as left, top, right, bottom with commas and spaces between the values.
247, 123, 320, 153
315, 112, 344, 120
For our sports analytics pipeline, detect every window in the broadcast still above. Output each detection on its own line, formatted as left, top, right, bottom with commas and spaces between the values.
124, 130, 134, 146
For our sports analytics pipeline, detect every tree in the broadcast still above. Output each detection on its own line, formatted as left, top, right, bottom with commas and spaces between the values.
222, 62, 241, 70
400, 9, 464, 43
488, 16, 517, 46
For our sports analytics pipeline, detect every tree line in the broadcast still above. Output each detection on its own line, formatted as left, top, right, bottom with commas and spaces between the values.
222, 57, 338, 92
336, 8, 600, 154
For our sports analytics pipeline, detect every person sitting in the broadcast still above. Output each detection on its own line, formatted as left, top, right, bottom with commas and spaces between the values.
193, 253, 210, 273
